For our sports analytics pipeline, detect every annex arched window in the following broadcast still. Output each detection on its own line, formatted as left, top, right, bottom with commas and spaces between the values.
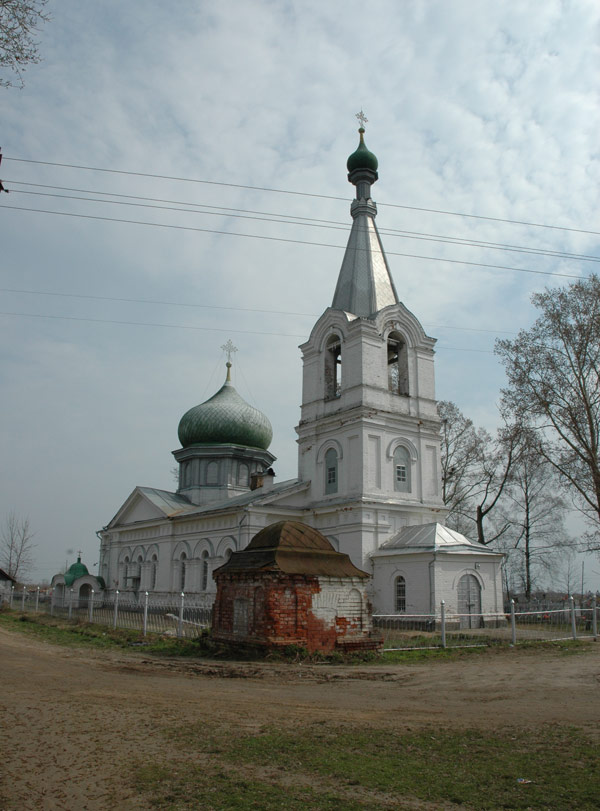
201, 550, 209, 591
180, 552, 187, 592
387, 332, 409, 395
393, 445, 411, 493
325, 334, 342, 399
395, 576, 406, 613
325, 447, 338, 495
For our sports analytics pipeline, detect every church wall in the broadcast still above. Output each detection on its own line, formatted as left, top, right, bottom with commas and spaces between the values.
433, 556, 504, 615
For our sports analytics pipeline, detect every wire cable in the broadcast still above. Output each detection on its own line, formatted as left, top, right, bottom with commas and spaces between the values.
5, 155, 599, 237
0, 203, 586, 281
7, 183, 599, 264
0, 310, 496, 352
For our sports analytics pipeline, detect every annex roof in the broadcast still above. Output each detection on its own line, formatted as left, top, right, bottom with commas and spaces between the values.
215, 520, 368, 578
375, 522, 502, 556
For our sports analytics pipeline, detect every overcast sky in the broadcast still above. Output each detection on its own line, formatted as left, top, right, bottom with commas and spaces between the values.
1, 0, 599, 588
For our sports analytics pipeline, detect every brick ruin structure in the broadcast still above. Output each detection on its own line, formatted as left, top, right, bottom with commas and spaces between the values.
211, 520, 381, 653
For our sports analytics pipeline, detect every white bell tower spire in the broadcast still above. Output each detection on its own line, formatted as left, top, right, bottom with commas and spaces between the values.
295, 117, 446, 571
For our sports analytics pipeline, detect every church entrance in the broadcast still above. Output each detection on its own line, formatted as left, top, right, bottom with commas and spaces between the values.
457, 574, 482, 629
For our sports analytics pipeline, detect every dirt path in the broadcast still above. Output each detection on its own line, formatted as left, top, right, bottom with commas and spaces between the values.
1, 627, 598, 810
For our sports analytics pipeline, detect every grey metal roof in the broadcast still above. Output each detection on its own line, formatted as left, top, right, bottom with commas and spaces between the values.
332, 203, 400, 318
377, 522, 501, 554
137, 487, 193, 516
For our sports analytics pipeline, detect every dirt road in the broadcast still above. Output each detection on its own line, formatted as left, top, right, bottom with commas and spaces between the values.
1, 626, 598, 810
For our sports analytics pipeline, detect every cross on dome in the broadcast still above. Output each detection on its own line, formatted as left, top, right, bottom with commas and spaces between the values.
221, 339, 238, 363
355, 109, 368, 129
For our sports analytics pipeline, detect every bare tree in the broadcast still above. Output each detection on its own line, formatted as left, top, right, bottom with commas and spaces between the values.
0, 0, 49, 88
438, 400, 517, 545
501, 429, 572, 599
438, 400, 486, 530
496, 274, 600, 549
0, 512, 35, 579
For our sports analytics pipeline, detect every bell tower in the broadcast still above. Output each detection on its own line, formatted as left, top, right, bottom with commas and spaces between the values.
295, 117, 445, 567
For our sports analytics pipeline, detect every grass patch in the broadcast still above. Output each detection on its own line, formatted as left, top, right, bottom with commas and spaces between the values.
134, 763, 371, 810
156, 722, 598, 810
0, 610, 208, 656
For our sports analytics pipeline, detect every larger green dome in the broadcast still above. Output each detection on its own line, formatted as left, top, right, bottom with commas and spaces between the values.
347, 127, 378, 173
64, 556, 89, 586
178, 364, 273, 450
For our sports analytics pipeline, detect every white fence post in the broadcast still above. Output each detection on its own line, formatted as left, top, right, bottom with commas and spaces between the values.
510, 599, 516, 645
89, 590, 95, 623
50, 589, 54, 616
10, 586, 14, 609
21, 587, 26, 611
68, 589, 74, 619
113, 590, 119, 629
178, 592, 185, 638
35, 586, 40, 612
570, 595, 577, 640
440, 600, 446, 648
143, 591, 149, 637
592, 597, 598, 641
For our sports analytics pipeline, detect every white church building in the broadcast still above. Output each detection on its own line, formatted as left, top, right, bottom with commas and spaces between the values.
98, 125, 504, 621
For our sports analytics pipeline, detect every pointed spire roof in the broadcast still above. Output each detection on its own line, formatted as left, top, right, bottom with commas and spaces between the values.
331, 124, 399, 318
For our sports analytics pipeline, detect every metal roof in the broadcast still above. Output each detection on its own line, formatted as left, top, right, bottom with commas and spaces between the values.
215, 520, 368, 578
377, 522, 501, 554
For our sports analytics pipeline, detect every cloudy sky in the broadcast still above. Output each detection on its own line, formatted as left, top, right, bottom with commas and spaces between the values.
1, 0, 599, 588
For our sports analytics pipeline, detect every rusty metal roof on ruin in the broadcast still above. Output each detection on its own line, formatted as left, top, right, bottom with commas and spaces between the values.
214, 520, 368, 579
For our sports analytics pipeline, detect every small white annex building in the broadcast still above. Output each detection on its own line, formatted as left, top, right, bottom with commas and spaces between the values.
97, 124, 504, 617
372, 523, 504, 625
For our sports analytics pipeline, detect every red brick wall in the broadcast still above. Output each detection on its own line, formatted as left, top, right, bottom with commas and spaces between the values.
212, 572, 378, 653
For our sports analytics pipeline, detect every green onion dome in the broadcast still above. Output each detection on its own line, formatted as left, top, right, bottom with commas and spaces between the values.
346, 127, 378, 173
64, 556, 89, 586
178, 363, 273, 450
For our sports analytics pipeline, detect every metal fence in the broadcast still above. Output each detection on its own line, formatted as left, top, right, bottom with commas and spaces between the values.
2, 588, 598, 650
374, 597, 599, 650
0, 587, 212, 639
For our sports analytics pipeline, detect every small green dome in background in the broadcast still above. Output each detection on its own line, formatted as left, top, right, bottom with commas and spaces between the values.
347, 127, 378, 173
64, 556, 89, 586
178, 364, 273, 451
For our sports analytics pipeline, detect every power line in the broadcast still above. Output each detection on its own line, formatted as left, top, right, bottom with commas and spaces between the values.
0, 287, 520, 335
8, 183, 599, 264
0, 310, 496, 353
5, 155, 599, 237
0, 203, 586, 281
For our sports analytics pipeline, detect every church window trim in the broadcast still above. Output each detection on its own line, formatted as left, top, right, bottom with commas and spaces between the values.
395, 575, 406, 613
393, 446, 412, 493
324, 447, 339, 495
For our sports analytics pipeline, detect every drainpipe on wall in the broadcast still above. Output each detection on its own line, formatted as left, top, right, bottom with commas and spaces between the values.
428, 551, 437, 615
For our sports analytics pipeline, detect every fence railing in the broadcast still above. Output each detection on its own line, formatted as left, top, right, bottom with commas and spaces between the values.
1, 587, 212, 639
373, 597, 598, 650
2, 589, 598, 650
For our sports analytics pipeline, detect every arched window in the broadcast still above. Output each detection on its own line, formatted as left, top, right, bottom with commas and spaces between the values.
387, 332, 409, 395
393, 446, 411, 493
151, 554, 158, 590
395, 576, 406, 613
325, 448, 338, 494
325, 334, 342, 398
206, 461, 219, 485
180, 552, 187, 592
201, 550, 209, 591
224, 548, 232, 561
238, 463, 249, 486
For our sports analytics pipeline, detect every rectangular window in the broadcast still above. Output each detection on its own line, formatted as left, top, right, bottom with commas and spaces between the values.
327, 467, 337, 484
396, 465, 407, 482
